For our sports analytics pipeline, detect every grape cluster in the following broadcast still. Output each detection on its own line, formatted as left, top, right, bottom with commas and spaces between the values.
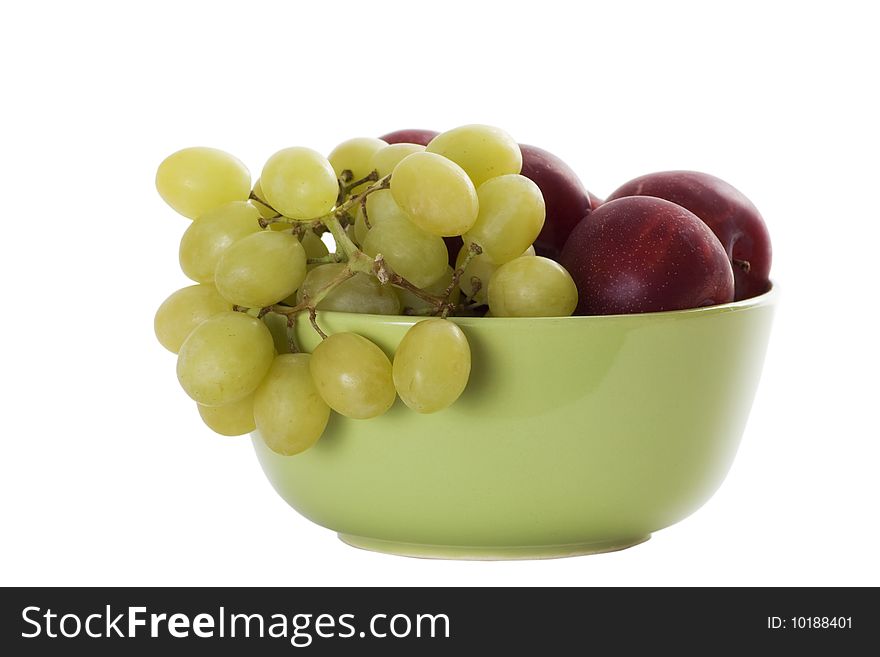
154, 125, 579, 454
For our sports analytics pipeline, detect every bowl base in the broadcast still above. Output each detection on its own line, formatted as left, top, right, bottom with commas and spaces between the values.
337, 533, 651, 560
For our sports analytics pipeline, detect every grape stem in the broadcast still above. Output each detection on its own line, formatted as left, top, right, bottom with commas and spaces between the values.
460, 277, 483, 305
319, 171, 452, 314
248, 170, 474, 335
250, 191, 336, 236
344, 170, 380, 194
325, 172, 464, 318
249, 190, 282, 221
308, 307, 327, 340
270, 266, 356, 316
370, 255, 456, 317
442, 241, 483, 318
360, 194, 371, 229
335, 175, 350, 208
322, 173, 391, 264
259, 172, 391, 243
307, 253, 346, 265
233, 305, 267, 320
285, 316, 300, 353
267, 265, 356, 339
325, 214, 366, 264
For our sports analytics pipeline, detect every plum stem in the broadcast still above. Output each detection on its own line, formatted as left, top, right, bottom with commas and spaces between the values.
733, 258, 751, 273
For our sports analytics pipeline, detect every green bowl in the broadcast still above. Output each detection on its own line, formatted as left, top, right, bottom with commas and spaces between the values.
252, 286, 776, 559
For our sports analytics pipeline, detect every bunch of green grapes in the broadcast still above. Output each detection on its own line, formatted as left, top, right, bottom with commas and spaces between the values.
153, 125, 578, 455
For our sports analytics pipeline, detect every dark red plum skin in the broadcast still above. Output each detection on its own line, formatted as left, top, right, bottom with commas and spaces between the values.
588, 191, 604, 210
519, 144, 592, 259
560, 196, 735, 315
378, 129, 439, 146
605, 171, 771, 300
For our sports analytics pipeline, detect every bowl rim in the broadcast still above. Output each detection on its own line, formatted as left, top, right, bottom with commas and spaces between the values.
307, 282, 777, 326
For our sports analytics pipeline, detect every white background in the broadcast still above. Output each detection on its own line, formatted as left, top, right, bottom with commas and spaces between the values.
1, 0, 877, 586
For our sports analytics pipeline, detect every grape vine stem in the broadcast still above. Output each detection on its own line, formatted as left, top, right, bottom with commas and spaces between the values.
308, 307, 327, 340
285, 317, 300, 354
267, 265, 356, 339
442, 241, 483, 317
344, 170, 380, 194
249, 190, 282, 221
307, 253, 346, 265
246, 170, 477, 343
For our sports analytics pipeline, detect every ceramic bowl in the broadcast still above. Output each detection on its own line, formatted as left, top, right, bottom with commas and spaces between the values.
252, 286, 775, 559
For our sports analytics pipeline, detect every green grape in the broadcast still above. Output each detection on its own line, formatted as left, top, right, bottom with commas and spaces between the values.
369, 142, 425, 178
457, 244, 535, 305
353, 188, 410, 245
425, 124, 522, 187
260, 147, 338, 220
250, 178, 279, 220
197, 394, 255, 436
297, 264, 401, 315
390, 152, 478, 236
261, 311, 292, 355
254, 354, 331, 455
488, 256, 578, 317
396, 266, 459, 314
154, 284, 231, 353
267, 225, 330, 257
156, 147, 251, 219
362, 214, 449, 289
309, 333, 396, 419
177, 311, 274, 406
300, 231, 330, 260
345, 224, 358, 248
179, 201, 262, 283
465, 174, 545, 264
353, 207, 369, 247
328, 137, 387, 191
392, 319, 471, 413
214, 231, 307, 308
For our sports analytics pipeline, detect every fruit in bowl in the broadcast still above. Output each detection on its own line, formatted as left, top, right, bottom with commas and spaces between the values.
153, 125, 774, 558
559, 196, 735, 315
605, 170, 772, 300
518, 143, 592, 259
